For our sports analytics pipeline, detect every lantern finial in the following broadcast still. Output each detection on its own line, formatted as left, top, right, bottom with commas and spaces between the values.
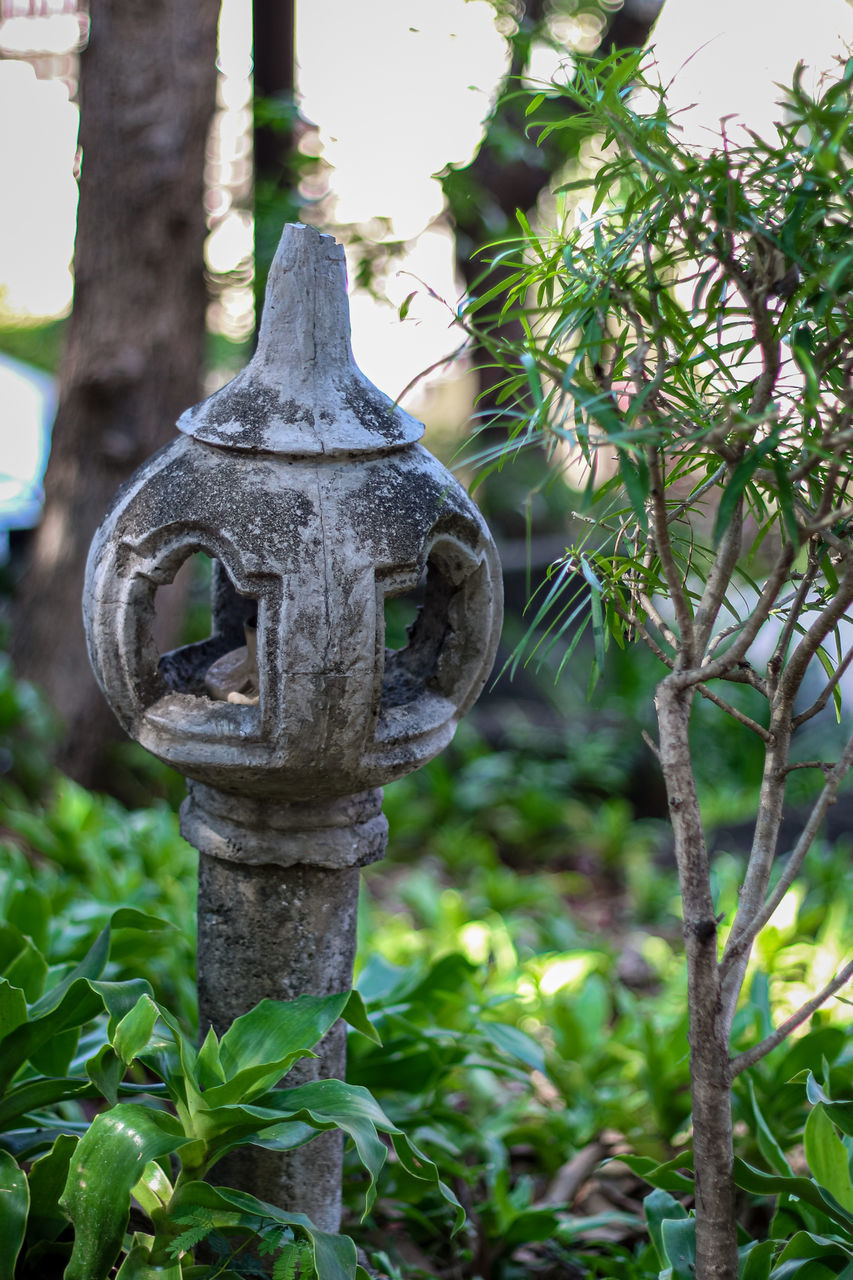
177, 222, 424, 457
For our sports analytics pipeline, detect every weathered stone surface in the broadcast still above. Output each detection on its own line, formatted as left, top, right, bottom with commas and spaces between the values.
83, 223, 503, 1235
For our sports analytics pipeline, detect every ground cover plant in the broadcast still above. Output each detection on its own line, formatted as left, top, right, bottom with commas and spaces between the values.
4, 656, 853, 1277
458, 46, 853, 1280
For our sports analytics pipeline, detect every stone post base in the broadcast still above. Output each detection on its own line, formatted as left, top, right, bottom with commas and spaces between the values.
181, 782, 388, 1233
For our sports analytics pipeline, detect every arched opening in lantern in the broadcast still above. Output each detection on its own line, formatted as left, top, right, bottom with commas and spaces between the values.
153, 549, 261, 705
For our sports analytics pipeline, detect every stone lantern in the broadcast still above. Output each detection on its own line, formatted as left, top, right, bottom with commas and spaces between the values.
84, 223, 502, 1231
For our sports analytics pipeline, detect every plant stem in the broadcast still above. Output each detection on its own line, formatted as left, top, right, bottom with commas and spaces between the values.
656, 676, 738, 1280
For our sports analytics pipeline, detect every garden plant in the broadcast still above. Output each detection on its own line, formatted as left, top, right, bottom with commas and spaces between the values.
461, 47, 853, 1280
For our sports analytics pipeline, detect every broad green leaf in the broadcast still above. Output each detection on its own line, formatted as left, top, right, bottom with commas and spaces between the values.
0, 1150, 28, 1280
480, 1021, 546, 1074
341, 991, 381, 1046
168, 1181, 359, 1280
28, 926, 111, 1019
805, 1104, 853, 1211
26, 1133, 77, 1243
644, 1187, 687, 1267
85, 1044, 125, 1107
115, 1241, 182, 1279
661, 1215, 696, 1279
130, 1159, 173, 1218
0, 979, 27, 1041
3, 932, 48, 1002
0, 1074, 97, 1130
113, 994, 159, 1066
208, 993, 353, 1107
740, 1238, 774, 1280
31, 1026, 80, 1077
733, 1158, 853, 1233
61, 1104, 190, 1280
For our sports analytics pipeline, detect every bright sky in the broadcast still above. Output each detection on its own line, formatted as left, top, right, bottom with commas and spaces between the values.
0, 0, 850, 392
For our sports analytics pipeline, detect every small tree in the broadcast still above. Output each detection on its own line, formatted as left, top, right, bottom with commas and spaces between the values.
464, 50, 853, 1280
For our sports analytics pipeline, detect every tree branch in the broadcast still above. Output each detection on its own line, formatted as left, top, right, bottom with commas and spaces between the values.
695, 682, 771, 740
729, 957, 853, 1077
648, 448, 695, 663
721, 732, 853, 978
693, 496, 744, 660
793, 644, 853, 729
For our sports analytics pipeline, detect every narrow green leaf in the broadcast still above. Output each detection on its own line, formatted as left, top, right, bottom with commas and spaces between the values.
744, 1077, 793, 1175
618, 453, 649, 532
0, 1150, 28, 1280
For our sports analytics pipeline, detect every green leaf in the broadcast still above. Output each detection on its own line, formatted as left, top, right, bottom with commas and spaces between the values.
208, 993, 353, 1107
0, 1150, 28, 1280
115, 1242, 183, 1278
0, 979, 27, 1041
26, 1134, 77, 1244
113, 994, 159, 1066
744, 1077, 793, 1176
661, 1215, 696, 1279
130, 1159, 173, 1218
60, 1103, 191, 1280
85, 1044, 125, 1107
739, 1238, 775, 1280
169, 1181, 359, 1280
480, 1021, 546, 1074
341, 991, 381, 1046
805, 1104, 853, 1211
733, 1158, 853, 1234
644, 1187, 687, 1267
619, 1153, 694, 1194
0, 1074, 97, 1130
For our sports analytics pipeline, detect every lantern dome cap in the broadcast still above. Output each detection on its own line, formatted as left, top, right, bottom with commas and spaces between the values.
177, 223, 424, 457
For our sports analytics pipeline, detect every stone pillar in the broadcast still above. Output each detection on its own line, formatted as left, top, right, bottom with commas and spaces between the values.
83, 222, 503, 1231
184, 784, 386, 1230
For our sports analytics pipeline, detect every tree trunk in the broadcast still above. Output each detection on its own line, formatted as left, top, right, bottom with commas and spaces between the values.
12, 0, 220, 787
656, 677, 739, 1280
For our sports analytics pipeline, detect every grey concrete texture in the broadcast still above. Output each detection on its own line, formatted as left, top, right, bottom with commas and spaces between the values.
84, 230, 503, 803
83, 222, 504, 1238
196, 850, 362, 1233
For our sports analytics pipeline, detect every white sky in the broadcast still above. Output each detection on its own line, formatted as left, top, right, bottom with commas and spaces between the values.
0, 0, 850, 397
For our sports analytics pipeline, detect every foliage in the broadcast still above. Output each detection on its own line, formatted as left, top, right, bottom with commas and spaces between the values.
461, 44, 853, 1280
0, 898, 460, 1279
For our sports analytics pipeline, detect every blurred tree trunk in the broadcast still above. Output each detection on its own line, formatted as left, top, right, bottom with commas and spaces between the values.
443, 0, 664, 540
251, 0, 302, 318
12, 0, 220, 787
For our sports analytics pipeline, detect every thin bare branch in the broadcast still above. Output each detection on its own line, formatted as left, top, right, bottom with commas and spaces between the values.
648, 448, 695, 662
642, 728, 661, 760
780, 556, 853, 704
722, 732, 853, 980
693, 497, 744, 660
730, 957, 853, 1077
794, 644, 853, 728
695, 682, 771, 740
667, 464, 728, 525
674, 543, 795, 688
769, 552, 821, 695
782, 760, 837, 776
